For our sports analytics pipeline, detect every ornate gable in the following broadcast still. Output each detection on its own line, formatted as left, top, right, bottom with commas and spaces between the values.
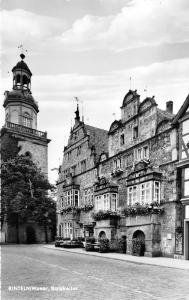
108, 120, 121, 135
139, 96, 157, 113
121, 89, 139, 108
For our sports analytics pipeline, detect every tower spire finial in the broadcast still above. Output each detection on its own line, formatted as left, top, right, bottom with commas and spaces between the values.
18, 45, 27, 60
74, 97, 80, 121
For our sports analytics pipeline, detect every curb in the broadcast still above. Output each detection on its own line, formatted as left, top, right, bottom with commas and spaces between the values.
43, 245, 189, 271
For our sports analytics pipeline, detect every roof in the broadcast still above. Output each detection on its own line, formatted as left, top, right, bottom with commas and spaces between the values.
172, 95, 189, 125
3, 89, 39, 112
157, 108, 174, 125
12, 60, 32, 76
84, 124, 108, 159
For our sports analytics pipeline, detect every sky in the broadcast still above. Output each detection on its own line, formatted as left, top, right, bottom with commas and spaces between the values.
1, 0, 189, 184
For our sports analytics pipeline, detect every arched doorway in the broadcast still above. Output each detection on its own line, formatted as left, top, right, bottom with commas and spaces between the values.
26, 225, 36, 244
132, 230, 145, 256
98, 231, 106, 239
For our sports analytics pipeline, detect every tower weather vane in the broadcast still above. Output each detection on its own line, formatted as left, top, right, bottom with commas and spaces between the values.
144, 86, 148, 97
18, 45, 28, 59
74, 96, 79, 104
129, 76, 132, 90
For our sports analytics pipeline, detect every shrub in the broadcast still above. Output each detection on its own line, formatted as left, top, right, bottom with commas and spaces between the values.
77, 237, 85, 242
118, 236, 127, 253
86, 236, 96, 244
92, 210, 121, 221
85, 243, 94, 251
122, 202, 164, 217
109, 239, 119, 252
132, 238, 145, 256
99, 238, 109, 253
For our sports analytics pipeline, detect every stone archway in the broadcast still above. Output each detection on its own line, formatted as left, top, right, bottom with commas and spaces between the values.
132, 230, 145, 256
98, 231, 106, 239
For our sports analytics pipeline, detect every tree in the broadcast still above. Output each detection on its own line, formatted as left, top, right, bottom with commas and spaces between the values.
1, 154, 56, 243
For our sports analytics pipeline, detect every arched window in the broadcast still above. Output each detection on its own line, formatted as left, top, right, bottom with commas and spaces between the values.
23, 112, 31, 128
16, 74, 21, 84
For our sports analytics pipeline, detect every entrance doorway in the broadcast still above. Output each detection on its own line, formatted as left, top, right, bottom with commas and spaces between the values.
26, 225, 36, 244
132, 230, 145, 256
98, 231, 106, 239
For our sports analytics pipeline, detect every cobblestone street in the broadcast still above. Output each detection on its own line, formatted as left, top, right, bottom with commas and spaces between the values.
1, 245, 189, 300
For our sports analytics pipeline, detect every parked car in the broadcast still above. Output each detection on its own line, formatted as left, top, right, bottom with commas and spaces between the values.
54, 236, 69, 247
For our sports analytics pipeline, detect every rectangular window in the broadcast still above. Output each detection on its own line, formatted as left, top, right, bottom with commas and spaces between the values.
128, 186, 137, 205
154, 181, 160, 202
64, 189, 79, 206
117, 158, 121, 168
143, 146, 149, 159
184, 167, 189, 197
61, 196, 64, 208
63, 222, 73, 238
67, 151, 71, 160
84, 190, 88, 204
77, 146, 81, 156
120, 134, 125, 145
113, 160, 117, 169
133, 126, 138, 139
103, 194, 110, 211
111, 193, 117, 211
138, 148, 142, 160
74, 190, 79, 206
81, 160, 86, 172
71, 165, 76, 176
140, 182, 151, 204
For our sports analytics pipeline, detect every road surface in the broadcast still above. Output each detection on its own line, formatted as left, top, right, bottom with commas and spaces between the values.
1, 245, 189, 300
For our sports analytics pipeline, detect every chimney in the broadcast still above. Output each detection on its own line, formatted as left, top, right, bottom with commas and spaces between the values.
166, 101, 173, 114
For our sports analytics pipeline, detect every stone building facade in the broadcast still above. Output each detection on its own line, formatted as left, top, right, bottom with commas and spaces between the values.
57, 90, 188, 259
1, 54, 51, 243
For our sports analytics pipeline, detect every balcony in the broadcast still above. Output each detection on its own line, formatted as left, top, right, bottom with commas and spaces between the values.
5, 121, 47, 139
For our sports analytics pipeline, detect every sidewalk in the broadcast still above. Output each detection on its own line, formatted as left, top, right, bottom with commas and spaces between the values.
44, 245, 189, 271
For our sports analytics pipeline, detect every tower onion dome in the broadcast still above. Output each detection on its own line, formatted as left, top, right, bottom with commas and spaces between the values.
12, 54, 32, 76
12, 53, 32, 92
3, 54, 39, 113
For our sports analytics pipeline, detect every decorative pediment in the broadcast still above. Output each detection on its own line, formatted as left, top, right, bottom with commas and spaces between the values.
138, 97, 157, 113
94, 176, 118, 193
108, 120, 121, 134
128, 159, 152, 179
122, 90, 139, 107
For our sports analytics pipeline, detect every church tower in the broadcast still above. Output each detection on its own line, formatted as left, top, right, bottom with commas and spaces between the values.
1, 53, 50, 175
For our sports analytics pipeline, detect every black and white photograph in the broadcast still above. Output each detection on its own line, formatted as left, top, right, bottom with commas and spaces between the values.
1, 0, 189, 299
